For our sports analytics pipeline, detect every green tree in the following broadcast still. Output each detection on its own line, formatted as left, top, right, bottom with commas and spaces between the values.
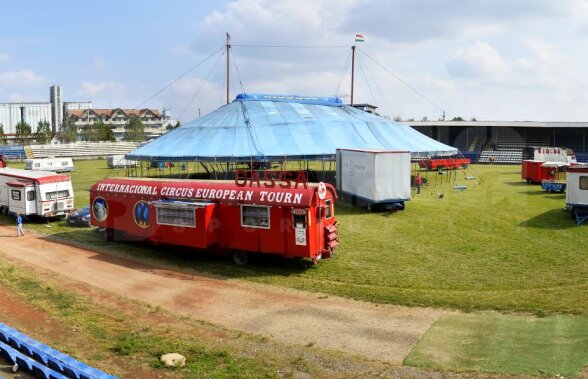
451, 116, 465, 122
15, 121, 32, 145
166, 120, 181, 131
81, 123, 95, 142
35, 120, 53, 144
123, 115, 145, 142
95, 120, 115, 141
57, 118, 79, 143
0, 123, 7, 145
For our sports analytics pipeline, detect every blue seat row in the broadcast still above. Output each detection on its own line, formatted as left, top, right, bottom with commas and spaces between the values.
0, 323, 117, 379
0, 340, 67, 379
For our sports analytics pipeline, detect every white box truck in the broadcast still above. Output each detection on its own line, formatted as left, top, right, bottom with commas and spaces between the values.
0, 168, 75, 218
566, 164, 588, 225
107, 155, 138, 168
336, 149, 411, 210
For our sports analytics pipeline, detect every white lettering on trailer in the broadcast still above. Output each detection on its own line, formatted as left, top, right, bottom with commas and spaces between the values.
267, 192, 276, 202
96, 182, 305, 204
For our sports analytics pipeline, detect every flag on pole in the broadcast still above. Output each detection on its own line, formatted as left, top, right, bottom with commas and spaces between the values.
355, 33, 365, 42
226, 32, 231, 44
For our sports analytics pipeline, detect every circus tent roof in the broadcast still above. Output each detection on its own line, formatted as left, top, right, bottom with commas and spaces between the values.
127, 93, 457, 161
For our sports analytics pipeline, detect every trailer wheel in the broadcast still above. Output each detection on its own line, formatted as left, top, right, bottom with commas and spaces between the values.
232, 250, 249, 266
104, 228, 114, 242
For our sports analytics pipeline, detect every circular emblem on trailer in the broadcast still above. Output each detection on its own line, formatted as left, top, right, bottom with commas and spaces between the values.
134, 200, 150, 228
318, 182, 327, 200
92, 197, 108, 222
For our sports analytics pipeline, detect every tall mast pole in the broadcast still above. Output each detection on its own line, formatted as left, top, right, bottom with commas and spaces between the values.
226, 32, 231, 104
350, 45, 355, 106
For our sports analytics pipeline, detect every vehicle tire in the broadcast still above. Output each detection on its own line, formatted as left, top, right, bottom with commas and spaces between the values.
104, 228, 114, 242
232, 250, 249, 266
526, 179, 531, 184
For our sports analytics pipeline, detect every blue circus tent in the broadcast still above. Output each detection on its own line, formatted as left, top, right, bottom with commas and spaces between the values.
127, 93, 457, 162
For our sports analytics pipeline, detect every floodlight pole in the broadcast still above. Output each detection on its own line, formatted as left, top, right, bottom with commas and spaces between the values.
350, 45, 356, 106
226, 34, 231, 104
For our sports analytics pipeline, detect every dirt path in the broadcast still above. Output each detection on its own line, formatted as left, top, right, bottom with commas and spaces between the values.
0, 226, 444, 364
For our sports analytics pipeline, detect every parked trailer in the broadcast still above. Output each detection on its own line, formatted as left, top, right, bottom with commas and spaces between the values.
107, 155, 138, 168
90, 174, 339, 264
0, 168, 75, 217
417, 157, 471, 170
25, 158, 74, 173
521, 160, 557, 184
336, 149, 410, 210
566, 164, 588, 225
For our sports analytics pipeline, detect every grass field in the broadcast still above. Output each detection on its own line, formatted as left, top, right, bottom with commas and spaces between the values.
5, 159, 588, 376
10, 160, 588, 315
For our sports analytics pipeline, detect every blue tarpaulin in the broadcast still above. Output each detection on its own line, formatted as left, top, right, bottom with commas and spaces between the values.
127, 93, 457, 161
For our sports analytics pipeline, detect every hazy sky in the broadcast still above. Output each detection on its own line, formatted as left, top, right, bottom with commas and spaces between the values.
1, 0, 588, 122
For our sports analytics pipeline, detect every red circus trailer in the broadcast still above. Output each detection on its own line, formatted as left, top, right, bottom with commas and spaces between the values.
417, 157, 470, 170
521, 160, 558, 184
89, 175, 339, 265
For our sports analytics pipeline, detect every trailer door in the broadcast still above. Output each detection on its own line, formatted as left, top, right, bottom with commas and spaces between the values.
25, 186, 37, 214
7, 183, 27, 215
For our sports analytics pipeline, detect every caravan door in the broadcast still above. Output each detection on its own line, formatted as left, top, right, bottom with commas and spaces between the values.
7, 180, 34, 215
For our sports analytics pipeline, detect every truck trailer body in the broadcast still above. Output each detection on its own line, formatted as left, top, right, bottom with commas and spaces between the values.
90, 176, 339, 263
0, 168, 75, 217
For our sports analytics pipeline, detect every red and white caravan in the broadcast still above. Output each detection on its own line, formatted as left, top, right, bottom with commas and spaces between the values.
89, 174, 339, 264
0, 168, 75, 217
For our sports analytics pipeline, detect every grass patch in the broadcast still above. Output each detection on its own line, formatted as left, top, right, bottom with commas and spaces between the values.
0, 262, 279, 378
9, 161, 588, 314
405, 312, 588, 376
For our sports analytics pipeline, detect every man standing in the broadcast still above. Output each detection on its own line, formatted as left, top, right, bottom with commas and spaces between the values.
16, 212, 24, 237
415, 173, 423, 194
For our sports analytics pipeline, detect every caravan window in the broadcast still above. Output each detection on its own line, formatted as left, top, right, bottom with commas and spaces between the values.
27, 191, 35, 201
11, 190, 21, 201
46, 190, 70, 200
580, 176, 588, 190
241, 205, 270, 228
156, 206, 196, 227
34, 163, 40, 168
62, 161, 68, 166
325, 199, 333, 218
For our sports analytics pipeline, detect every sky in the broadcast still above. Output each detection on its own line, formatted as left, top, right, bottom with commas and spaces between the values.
1, 0, 588, 123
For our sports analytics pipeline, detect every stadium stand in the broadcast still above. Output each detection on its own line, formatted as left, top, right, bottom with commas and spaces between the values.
0, 322, 117, 379
28, 142, 140, 160
0, 145, 27, 160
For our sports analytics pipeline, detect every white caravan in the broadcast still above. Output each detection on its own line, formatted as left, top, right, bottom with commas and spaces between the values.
0, 168, 75, 217
25, 158, 75, 173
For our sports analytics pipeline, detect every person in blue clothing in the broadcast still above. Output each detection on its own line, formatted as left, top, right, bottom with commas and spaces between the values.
16, 212, 24, 237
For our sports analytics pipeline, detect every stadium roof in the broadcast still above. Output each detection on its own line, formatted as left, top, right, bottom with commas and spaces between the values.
127, 93, 458, 162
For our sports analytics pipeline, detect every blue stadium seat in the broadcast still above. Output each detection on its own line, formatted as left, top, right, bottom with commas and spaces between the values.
0, 323, 117, 379
0, 340, 68, 379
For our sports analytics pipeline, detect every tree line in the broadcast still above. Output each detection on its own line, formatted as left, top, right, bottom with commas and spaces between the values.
0, 115, 152, 145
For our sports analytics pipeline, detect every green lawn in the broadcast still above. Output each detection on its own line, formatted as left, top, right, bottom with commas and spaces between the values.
6, 159, 588, 377
12, 161, 588, 314
405, 312, 588, 376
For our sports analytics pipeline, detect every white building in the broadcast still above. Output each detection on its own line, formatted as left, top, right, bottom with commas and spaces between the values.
0, 102, 52, 134
64, 101, 92, 111
50, 85, 63, 132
